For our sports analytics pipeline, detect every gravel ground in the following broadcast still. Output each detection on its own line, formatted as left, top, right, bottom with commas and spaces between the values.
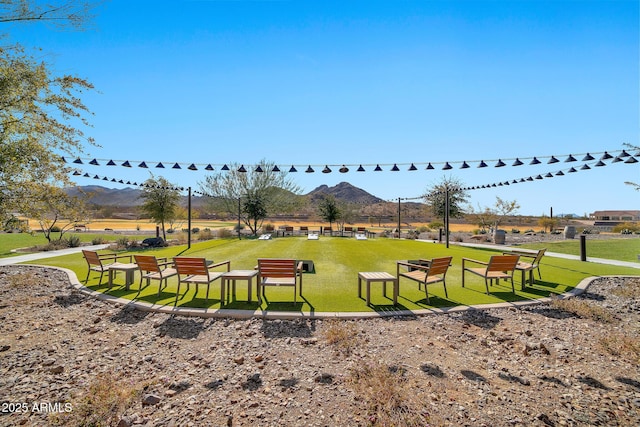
0, 265, 639, 427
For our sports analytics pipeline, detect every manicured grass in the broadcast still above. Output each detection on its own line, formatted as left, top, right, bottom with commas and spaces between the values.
32, 237, 640, 313
517, 237, 640, 262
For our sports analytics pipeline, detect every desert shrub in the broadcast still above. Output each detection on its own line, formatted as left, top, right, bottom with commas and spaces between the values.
115, 237, 130, 249
322, 321, 362, 356
192, 227, 200, 233
348, 361, 427, 427
599, 333, 640, 364
612, 222, 640, 233
264, 223, 275, 232
198, 228, 214, 240
417, 225, 429, 233
549, 297, 617, 323
65, 235, 82, 248
50, 225, 61, 232
91, 237, 108, 245
51, 373, 141, 427
428, 221, 444, 229
511, 228, 520, 234
217, 228, 233, 238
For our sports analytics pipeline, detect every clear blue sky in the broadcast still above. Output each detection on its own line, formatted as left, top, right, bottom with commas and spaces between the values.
11, 0, 639, 216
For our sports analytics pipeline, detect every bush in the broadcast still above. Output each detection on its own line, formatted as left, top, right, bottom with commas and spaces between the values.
264, 223, 275, 232
217, 228, 233, 238
192, 227, 200, 233
198, 229, 214, 240
50, 225, 61, 232
417, 225, 429, 233
91, 237, 108, 245
511, 228, 520, 234
65, 235, 81, 248
612, 222, 639, 233
116, 237, 130, 249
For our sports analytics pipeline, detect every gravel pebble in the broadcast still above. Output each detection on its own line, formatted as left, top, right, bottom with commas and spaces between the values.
0, 265, 638, 426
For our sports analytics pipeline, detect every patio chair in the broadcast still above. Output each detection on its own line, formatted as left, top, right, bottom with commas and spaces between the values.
503, 248, 546, 289
257, 258, 304, 304
134, 255, 178, 295
462, 255, 520, 294
82, 249, 132, 285
173, 257, 230, 303
396, 257, 452, 304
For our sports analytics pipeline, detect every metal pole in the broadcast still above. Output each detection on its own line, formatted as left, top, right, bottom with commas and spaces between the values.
187, 187, 192, 249
445, 188, 450, 248
397, 198, 401, 239
580, 234, 587, 261
237, 197, 241, 240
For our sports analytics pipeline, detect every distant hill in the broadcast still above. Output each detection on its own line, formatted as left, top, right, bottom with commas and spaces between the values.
65, 182, 385, 207
306, 182, 385, 204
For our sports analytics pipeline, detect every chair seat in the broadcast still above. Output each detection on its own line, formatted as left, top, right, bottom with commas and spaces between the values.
262, 277, 297, 286
182, 272, 224, 284
143, 268, 177, 280
466, 267, 512, 280
400, 270, 444, 284
516, 262, 535, 270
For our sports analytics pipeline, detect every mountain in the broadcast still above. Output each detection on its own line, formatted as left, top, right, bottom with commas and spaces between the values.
306, 182, 385, 204
65, 185, 144, 207
65, 182, 385, 207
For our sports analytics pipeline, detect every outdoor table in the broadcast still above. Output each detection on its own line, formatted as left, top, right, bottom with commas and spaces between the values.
221, 270, 259, 305
108, 263, 138, 290
358, 272, 398, 306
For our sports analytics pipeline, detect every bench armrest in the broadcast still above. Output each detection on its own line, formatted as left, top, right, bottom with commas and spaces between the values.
208, 260, 231, 271
462, 257, 487, 267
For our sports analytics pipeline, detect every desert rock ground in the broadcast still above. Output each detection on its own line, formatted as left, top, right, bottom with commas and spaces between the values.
1, 263, 639, 426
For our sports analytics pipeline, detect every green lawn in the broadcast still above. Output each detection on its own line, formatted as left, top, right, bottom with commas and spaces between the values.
517, 237, 640, 262
31, 237, 640, 313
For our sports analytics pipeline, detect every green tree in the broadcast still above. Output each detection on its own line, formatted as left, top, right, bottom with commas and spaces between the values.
317, 195, 341, 231
243, 192, 268, 236
538, 215, 558, 233
199, 160, 302, 235
423, 176, 469, 222
19, 183, 90, 241
0, 1, 96, 223
139, 176, 181, 241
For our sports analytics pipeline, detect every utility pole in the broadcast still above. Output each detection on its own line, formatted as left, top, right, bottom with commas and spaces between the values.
397, 197, 401, 239
445, 187, 450, 248
187, 187, 192, 249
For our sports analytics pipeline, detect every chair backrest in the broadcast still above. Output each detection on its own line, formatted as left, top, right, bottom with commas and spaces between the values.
174, 257, 208, 276
357, 227, 366, 232
344, 226, 353, 232
82, 250, 102, 267
428, 257, 452, 276
487, 255, 519, 272
258, 259, 296, 278
300, 226, 308, 231
533, 249, 547, 264
134, 255, 160, 273
285, 226, 293, 232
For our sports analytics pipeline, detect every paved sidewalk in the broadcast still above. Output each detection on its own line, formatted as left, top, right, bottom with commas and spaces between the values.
0, 244, 110, 266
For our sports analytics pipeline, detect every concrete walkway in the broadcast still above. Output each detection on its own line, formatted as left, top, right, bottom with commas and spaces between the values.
1, 242, 637, 319
0, 244, 110, 266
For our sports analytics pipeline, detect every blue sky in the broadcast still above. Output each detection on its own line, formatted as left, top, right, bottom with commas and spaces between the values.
11, 0, 639, 216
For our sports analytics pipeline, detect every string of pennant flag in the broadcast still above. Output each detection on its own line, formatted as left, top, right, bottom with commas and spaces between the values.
63, 148, 638, 174
67, 147, 638, 200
